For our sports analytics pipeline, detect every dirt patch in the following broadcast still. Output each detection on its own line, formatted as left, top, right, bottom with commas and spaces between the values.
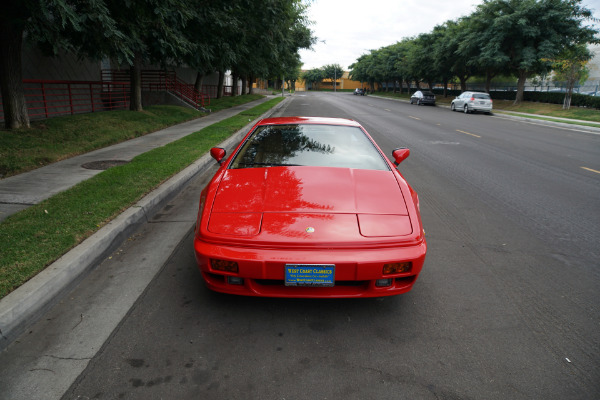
81, 160, 129, 170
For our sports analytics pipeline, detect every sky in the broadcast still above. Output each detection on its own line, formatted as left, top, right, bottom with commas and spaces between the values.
298, 0, 600, 71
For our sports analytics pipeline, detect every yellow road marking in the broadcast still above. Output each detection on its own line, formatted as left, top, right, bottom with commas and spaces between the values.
384, 108, 391, 112
456, 129, 481, 138
409, 116, 421, 120
581, 167, 600, 174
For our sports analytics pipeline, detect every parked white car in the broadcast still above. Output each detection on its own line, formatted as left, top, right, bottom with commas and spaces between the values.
451, 92, 493, 114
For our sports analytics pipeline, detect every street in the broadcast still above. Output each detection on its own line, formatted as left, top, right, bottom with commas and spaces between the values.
3, 92, 599, 399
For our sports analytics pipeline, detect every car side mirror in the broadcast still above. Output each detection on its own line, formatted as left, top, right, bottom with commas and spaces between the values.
210, 147, 226, 164
392, 147, 410, 166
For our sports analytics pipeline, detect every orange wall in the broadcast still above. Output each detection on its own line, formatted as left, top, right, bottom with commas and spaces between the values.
295, 71, 367, 91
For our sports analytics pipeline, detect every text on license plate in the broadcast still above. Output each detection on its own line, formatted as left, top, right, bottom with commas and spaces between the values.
285, 264, 335, 287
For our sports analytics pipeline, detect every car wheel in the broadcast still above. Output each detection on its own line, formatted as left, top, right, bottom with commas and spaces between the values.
464, 105, 469, 114
451, 103, 455, 111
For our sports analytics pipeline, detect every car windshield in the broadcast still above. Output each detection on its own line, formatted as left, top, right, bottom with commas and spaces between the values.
473, 93, 491, 99
229, 124, 390, 171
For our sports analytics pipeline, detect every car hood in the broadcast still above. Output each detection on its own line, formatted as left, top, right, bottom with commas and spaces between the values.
207, 167, 413, 241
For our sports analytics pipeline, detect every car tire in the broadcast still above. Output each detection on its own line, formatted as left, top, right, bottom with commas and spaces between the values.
464, 105, 469, 114
451, 103, 455, 111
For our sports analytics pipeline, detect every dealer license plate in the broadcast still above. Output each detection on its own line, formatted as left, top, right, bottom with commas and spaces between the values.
285, 264, 335, 287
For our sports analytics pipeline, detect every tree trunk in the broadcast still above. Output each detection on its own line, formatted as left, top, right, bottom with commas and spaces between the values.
217, 70, 224, 99
129, 52, 143, 111
485, 70, 496, 93
194, 71, 204, 92
563, 65, 577, 110
0, 23, 29, 129
241, 76, 247, 95
232, 73, 238, 97
459, 75, 468, 92
249, 74, 255, 94
514, 70, 527, 105
443, 78, 448, 98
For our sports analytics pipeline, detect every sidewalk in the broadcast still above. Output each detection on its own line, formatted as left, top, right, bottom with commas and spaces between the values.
0, 96, 277, 223
0, 95, 287, 350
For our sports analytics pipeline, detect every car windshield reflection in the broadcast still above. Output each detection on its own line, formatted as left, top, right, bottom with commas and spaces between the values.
229, 124, 389, 171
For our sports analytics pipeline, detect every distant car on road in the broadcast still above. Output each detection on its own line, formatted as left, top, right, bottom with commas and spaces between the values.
194, 116, 427, 298
354, 88, 365, 96
451, 91, 493, 114
410, 91, 436, 106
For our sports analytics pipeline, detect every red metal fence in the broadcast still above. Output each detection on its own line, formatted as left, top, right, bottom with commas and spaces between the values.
0, 79, 129, 122
101, 70, 210, 109
0, 70, 243, 123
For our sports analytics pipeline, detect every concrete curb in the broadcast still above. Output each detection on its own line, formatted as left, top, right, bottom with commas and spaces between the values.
491, 112, 600, 134
0, 97, 288, 350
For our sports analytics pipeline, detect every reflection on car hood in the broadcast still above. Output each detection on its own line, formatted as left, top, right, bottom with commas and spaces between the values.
207, 167, 412, 241
211, 166, 408, 215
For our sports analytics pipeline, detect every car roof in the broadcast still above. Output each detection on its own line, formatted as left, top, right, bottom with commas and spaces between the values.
257, 116, 362, 127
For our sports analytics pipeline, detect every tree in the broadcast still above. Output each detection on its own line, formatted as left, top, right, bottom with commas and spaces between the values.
474, 0, 598, 104
224, 0, 314, 96
0, 0, 128, 129
184, 1, 240, 95
302, 68, 325, 90
444, 18, 477, 92
104, 0, 194, 109
430, 24, 457, 97
349, 54, 371, 90
548, 45, 591, 109
410, 33, 438, 90
282, 56, 304, 92
322, 64, 344, 91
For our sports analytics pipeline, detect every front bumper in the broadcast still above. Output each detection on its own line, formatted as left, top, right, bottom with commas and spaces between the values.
194, 237, 426, 298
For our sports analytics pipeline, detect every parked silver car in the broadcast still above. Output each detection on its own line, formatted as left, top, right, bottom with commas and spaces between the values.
451, 92, 493, 114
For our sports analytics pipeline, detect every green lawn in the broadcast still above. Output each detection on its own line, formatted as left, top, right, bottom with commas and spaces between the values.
0, 96, 283, 299
375, 91, 600, 124
0, 94, 265, 178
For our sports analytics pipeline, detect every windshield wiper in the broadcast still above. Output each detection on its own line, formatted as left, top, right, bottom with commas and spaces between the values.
238, 162, 303, 167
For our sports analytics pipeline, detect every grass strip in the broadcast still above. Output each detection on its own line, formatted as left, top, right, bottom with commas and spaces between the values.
0, 94, 265, 178
492, 112, 600, 128
0, 96, 284, 299
373, 92, 600, 124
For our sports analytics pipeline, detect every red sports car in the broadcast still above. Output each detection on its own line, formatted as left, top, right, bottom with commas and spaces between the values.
193, 116, 426, 298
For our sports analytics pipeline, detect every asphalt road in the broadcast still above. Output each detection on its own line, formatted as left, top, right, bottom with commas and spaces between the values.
5, 92, 600, 399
